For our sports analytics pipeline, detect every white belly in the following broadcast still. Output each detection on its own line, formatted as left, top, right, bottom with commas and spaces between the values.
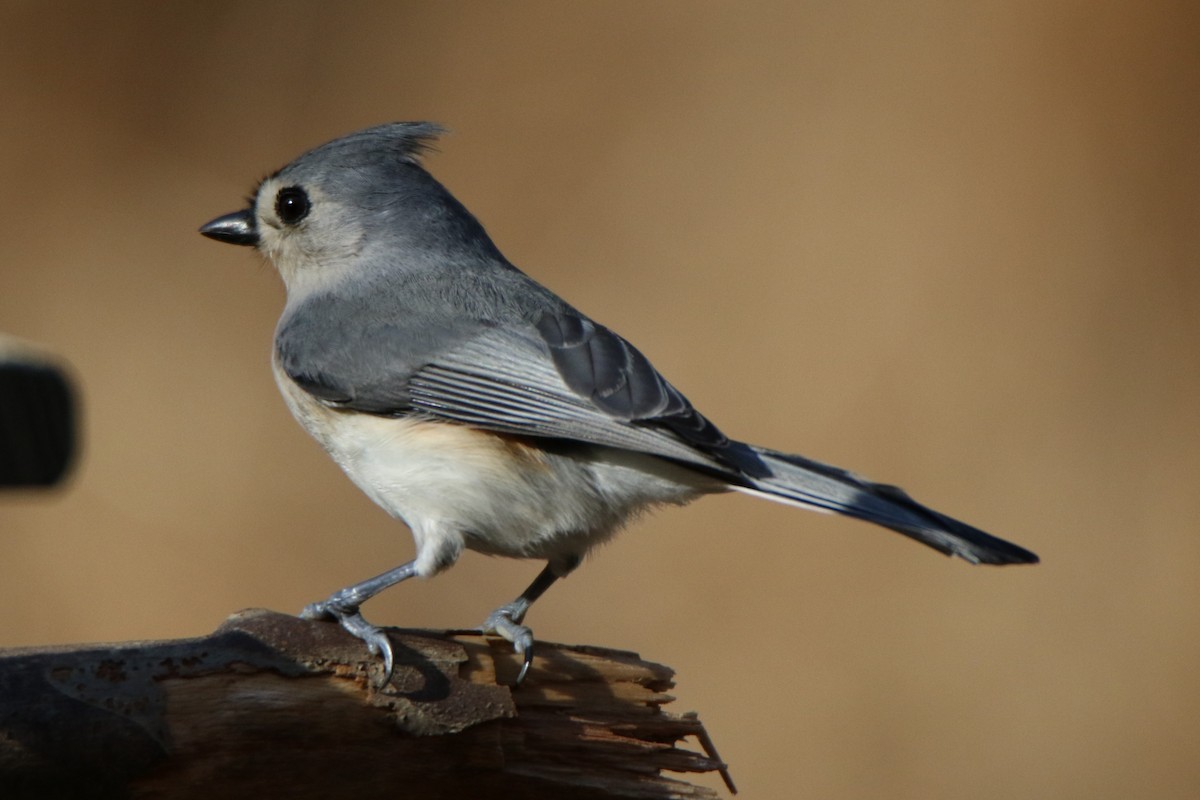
272, 360, 717, 575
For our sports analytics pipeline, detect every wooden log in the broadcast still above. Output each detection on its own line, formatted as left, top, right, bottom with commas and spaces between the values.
0, 609, 734, 798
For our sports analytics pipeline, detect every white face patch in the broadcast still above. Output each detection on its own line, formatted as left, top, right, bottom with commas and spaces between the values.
254, 177, 365, 296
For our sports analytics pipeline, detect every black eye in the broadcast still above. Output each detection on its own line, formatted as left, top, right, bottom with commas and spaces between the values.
275, 186, 311, 225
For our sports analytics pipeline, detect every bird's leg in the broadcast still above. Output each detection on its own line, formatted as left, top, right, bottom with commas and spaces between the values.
481, 556, 579, 685
301, 560, 417, 684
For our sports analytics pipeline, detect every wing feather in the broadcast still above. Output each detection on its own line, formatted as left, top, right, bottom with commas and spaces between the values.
277, 292, 733, 471
407, 325, 729, 470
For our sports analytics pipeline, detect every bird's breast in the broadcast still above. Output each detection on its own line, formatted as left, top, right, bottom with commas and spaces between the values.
270, 357, 713, 559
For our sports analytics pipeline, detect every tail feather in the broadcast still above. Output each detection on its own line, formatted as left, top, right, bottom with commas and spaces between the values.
726, 444, 1038, 565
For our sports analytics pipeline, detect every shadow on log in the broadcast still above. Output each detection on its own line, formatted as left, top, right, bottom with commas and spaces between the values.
0, 609, 734, 799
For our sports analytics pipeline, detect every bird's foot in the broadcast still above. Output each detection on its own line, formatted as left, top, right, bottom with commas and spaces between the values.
481, 601, 535, 685
301, 598, 395, 685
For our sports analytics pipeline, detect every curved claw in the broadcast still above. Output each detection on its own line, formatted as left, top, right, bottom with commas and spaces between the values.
481, 604, 536, 686
375, 634, 395, 686
299, 598, 395, 687
516, 644, 534, 686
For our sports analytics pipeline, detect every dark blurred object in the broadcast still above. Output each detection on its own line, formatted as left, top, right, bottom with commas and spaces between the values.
0, 335, 75, 488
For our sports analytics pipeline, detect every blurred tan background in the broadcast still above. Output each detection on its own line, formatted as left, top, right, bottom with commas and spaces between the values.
2, 2, 1197, 797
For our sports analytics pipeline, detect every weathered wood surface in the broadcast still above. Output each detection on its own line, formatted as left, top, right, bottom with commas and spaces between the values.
0, 609, 733, 798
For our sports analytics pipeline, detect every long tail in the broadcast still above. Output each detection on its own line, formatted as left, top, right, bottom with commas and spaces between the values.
725, 443, 1038, 565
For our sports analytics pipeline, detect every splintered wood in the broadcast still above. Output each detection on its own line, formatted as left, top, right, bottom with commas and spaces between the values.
0, 608, 734, 798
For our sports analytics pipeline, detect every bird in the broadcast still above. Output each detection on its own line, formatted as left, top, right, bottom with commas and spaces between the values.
200, 122, 1037, 685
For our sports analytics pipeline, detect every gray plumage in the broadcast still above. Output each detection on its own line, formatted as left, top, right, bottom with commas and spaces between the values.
200, 122, 1037, 684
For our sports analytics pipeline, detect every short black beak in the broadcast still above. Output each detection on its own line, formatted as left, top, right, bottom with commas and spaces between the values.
199, 209, 259, 247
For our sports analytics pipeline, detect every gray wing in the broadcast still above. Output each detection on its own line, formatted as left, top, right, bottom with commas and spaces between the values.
274, 289, 477, 413
277, 298, 733, 471
407, 316, 732, 470
532, 313, 728, 451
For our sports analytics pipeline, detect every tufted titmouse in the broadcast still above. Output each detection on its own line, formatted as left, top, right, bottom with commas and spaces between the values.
200, 123, 1037, 684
